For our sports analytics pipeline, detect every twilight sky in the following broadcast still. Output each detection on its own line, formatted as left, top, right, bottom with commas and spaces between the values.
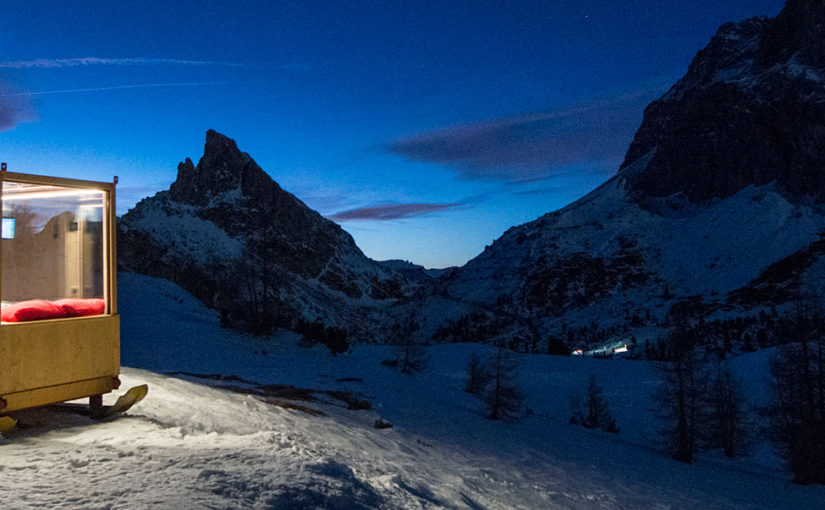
0, 0, 784, 268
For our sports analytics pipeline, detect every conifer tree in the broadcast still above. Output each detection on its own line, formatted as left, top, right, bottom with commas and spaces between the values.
765, 293, 825, 484
393, 319, 428, 374
656, 317, 704, 463
570, 375, 619, 433
483, 345, 525, 420
464, 352, 490, 394
707, 359, 748, 457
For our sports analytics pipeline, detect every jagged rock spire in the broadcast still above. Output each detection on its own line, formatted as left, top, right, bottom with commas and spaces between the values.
170, 129, 267, 206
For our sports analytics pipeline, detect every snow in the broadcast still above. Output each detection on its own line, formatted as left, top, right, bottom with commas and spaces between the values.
2, 273, 823, 508
121, 192, 244, 264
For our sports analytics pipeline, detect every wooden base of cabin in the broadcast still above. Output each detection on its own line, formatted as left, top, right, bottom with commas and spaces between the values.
0, 315, 120, 413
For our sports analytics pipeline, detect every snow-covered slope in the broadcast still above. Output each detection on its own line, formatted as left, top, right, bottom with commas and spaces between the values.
437, 175, 825, 345
2, 272, 824, 508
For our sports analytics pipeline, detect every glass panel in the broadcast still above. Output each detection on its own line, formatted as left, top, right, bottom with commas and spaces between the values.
1, 181, 107, 321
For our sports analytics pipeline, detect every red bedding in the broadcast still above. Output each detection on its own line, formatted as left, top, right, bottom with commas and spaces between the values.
1, 298, 105, 322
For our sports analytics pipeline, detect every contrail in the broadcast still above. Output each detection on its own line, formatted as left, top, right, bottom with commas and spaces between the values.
0, 57, 247, 69
6, 81, 225, 96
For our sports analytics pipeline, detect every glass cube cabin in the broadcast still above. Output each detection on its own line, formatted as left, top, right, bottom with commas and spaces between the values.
0, 171, 119, 415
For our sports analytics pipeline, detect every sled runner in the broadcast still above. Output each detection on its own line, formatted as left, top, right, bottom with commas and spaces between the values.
51, 384, 149, 420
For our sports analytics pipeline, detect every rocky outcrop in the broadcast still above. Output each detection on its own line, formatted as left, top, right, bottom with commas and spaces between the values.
760, 0, 825, 68
620, 0, 825, 204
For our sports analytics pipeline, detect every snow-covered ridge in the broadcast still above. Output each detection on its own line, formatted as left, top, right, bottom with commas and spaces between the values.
435, 168, 825, 350
120, 191, 244, 264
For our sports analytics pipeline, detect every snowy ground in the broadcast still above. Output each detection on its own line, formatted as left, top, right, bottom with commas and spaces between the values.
1, 273, 823, 509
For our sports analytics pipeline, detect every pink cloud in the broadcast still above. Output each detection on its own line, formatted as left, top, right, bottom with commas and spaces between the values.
327, 202, 459, 221
387, 88, 665, 182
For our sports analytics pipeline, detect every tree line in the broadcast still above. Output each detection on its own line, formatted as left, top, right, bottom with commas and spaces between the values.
656, 293, 825, 485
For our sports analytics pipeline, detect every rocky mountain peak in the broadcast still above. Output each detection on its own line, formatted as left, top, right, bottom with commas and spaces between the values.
120, 130, 412, 338
169, 129, 271, 206
619, 0, 825, 205
200, 129, 249, 174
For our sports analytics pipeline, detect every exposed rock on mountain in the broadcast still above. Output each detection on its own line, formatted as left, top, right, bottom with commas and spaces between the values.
119, 130, 410, 338
620, 0, 825, 204
760, 0, 825, 68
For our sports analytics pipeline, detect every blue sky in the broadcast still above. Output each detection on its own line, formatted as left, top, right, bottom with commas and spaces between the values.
0, 1, 785, 268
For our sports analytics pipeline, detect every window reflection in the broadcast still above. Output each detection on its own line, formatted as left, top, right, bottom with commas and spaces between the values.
1, 181, 107, 321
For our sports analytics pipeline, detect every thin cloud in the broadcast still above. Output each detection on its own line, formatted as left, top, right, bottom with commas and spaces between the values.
328, 202, 459, 222
10, 81, 225, 96
0, 57, 247, 69
510, 184, 569, 196
387, 87, 667, 182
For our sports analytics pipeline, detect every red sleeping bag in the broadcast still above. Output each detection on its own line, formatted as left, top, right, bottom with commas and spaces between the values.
1, 298, 105, 322
53, 298, 106, 318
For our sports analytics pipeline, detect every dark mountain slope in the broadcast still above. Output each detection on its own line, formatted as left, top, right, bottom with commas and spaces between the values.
620, 0, 825, 204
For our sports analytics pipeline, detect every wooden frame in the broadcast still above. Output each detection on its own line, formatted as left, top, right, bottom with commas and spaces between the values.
0, 170, 119, 414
